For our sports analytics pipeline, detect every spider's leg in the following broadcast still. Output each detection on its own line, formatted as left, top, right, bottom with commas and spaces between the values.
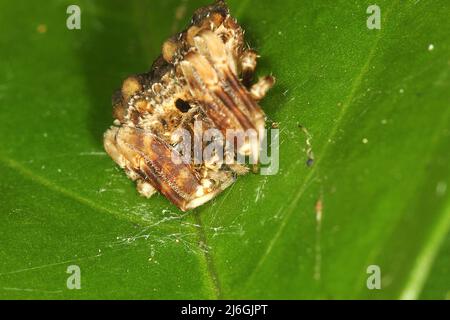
105, 125, 228, 211
104, 126, 157, 198
250, 75, 276, 101
239, 49, 258, 88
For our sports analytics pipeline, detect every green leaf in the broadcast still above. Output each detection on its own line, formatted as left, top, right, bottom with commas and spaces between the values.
0, 0, 449, 299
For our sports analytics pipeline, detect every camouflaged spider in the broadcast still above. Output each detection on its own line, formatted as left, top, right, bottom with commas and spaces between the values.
103, 0, 275, 211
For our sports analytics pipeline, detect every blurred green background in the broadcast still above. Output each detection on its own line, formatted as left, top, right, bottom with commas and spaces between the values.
0, 0, 449, 299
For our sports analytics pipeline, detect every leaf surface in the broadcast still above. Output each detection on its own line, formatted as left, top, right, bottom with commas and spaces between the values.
0, 0, 449, 299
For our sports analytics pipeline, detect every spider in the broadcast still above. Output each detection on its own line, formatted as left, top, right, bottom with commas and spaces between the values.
104, 0, 275, 211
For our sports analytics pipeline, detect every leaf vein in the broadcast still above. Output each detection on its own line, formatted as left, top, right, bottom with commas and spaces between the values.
244, 0, 399, 285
